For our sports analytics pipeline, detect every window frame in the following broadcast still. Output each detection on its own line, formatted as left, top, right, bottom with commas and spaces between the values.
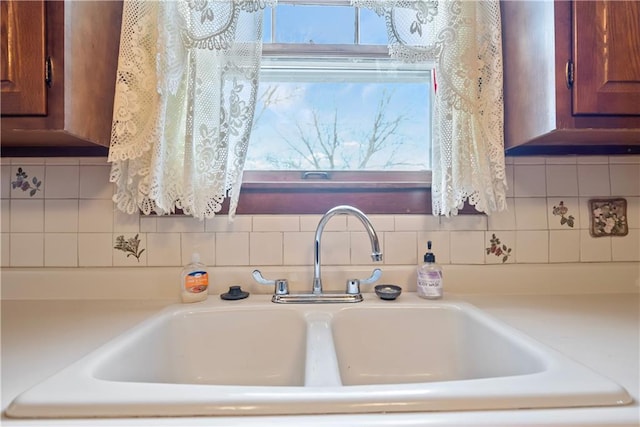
230, 3, 476, 215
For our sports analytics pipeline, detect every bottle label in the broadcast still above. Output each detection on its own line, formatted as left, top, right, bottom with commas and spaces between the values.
185, 271, 208, 293
417, 271, 442, 298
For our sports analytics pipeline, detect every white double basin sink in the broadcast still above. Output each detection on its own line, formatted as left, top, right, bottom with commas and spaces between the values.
7, 294, 632, 418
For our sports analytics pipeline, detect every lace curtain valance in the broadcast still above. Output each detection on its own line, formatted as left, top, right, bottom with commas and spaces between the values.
353, 0, 508, 216
109, 0, 273, 220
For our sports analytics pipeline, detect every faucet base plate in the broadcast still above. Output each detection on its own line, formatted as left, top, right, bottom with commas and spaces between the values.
272, 293, 363, 304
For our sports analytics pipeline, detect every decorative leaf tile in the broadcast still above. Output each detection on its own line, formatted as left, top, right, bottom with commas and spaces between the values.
552, 200, 575, 228
485, 233, 513, 263
11, 167, 43, 198
114, 233, 145, 262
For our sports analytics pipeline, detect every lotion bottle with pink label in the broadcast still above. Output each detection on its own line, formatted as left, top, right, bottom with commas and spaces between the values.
417, 241, 443, 299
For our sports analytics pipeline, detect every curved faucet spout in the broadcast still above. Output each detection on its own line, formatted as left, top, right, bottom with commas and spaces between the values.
313, 205, 383, 295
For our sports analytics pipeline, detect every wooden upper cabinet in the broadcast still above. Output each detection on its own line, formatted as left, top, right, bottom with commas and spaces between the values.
1, 0, 47, 116
1, 0, 122, 155
501, 0, 640, 155
573, 1, 640, 116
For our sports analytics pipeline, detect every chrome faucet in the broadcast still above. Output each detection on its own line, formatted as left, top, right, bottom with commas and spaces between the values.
252, 205, 383, 303
312, 205, 383, 294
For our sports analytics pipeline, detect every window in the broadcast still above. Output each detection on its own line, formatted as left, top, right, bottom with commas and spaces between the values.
235, 1, 460, 215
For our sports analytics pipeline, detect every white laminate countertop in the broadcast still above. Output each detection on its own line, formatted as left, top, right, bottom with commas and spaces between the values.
1, 293, 638, 427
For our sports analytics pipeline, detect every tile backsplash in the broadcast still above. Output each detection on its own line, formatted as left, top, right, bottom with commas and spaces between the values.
1, 155, 639, 269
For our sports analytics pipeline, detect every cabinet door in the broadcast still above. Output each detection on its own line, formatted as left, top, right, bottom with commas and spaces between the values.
573, 0, 640, 115
0, 0, 47, 116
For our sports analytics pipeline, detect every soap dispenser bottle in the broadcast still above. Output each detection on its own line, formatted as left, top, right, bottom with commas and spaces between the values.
417, 241, 443, 299
180, 253, 209, 303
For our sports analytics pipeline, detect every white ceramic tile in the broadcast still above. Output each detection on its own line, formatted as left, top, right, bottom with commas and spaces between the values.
512, 156, 546, 165
504, 156, 514, 165
577, 156, 609, 164
319, 231, 350, 265
449, 231, 485, 264
1, 158, 11, 165
549, 230, 580, 263
546, 164, 578, 196
78, 157, 109, 165
349, 215, 394, 232
350, 231, 385, 265
1, 164, 11, 199
156, 216, 204, 233
10, 200, 44, 232
146, 233, 181, 266
12, 158, 44, 165
381, 231, 415, 265
215, 232, 249, 266
250, 232, 283, 265
609, 155, 640, 164
10, 233, 44, 267
78, 199, 114, 232
626, 197, 639, 229
580, 230, 612, 262
547, 197, 580, 230
44, 233, 78, 267
513, 164, 546, 197
140, 217, 157, 232
515, 230, 549, 263
79, 165, 113, 199
610, 164, 640, 196
181, 233, 215, 266
612, 230, 640, 262
484, 231, 515, 264
44, 165, 79, 199
252, 216, 299, 232
45, 157, 80, 165
10, 165, 44, 199
44, 199, 79, 232
78, 233, 113, 267
577, 164, 611, 197
300, 215, 346, 232
283, 232, 314, 265
487, 202, 516, 230
394, 215, 440, 231
545, 156, 577, 165
514, 197, 548, 230
578, 197, 592, 230
1, 199, 10, 233
113, 232, 147, 266
1, 233, 10, 267
417, 231, 450, 265
440, 215, 487, 231
206, 215, 252, 232
113, 209, 140, 232
505, 164, 515, 198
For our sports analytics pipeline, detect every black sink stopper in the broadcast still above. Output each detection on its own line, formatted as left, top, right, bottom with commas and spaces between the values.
220, 285, 250, 300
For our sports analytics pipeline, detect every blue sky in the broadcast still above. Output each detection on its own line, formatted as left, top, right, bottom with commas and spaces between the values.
247, 4, 430, 171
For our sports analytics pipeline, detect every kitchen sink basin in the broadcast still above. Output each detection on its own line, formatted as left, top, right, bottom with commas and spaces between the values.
94, 308, 307, 386
332, 306, 544, 385
6, 295, 632, 418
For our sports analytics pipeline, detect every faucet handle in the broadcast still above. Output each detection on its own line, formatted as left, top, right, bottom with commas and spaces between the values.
345, 268, 382, 294
252, 270, 289, 295
361, 268, 382, 285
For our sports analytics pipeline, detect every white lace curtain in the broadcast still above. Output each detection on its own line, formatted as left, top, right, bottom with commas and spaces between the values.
108, 0, 273, 219
353, 0, 507, 216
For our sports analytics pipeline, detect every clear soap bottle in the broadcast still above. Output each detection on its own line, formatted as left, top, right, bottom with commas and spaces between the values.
180, 253, 209, 303
417, 241, 443, 299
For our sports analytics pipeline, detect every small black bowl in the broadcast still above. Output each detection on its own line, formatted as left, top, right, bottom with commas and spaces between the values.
374, 284, 402, 300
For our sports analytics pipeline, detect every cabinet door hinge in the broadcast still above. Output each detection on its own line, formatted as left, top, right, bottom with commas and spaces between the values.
45, 56, 53, 88
565, 60, 574, 88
